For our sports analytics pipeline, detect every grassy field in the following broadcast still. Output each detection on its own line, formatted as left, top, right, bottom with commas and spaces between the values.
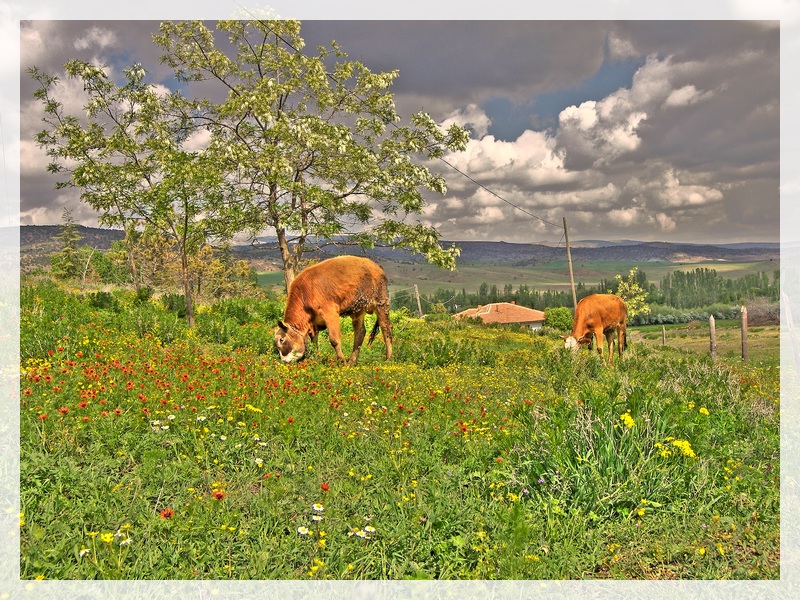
19, 280, 780, 580
257, 259, 777, 296
632, 321, 780, 366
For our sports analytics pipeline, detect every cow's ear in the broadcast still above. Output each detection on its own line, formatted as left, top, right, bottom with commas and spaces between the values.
277, 320, 288, 332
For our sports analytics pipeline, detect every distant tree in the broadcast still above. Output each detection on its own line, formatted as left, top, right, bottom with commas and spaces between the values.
50, 208, 82, 279
154, 20, 469, 290
193, 243, 260, 298
610, 268, 651, 320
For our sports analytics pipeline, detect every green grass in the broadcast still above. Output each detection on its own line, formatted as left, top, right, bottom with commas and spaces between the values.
19, 280, 780, 580
632, 321, 780, 366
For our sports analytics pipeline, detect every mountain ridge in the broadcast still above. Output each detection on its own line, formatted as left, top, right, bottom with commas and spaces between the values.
17, 225, 780, 272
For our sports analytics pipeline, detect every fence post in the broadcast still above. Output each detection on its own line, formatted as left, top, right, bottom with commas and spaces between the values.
741, 305, 749, 362
662, 325, 666, 347
414, 284, 423, 318
709, 315, 717, 361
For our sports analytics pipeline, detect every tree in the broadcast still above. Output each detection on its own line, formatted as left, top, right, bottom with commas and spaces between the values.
544, 306, 572, 332
154, 20, 470, 290
30, 60, 240, 327
610, 268, 651, 320
50, 208, 82, 279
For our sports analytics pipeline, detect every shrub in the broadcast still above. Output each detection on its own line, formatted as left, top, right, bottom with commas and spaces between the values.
160, 293, 188, 318
544, 306, 572, 332
87, 291, 119, 312
134, 286, 154, 306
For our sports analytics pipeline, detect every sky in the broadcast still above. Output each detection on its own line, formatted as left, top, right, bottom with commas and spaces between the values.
11, 7, 793, 248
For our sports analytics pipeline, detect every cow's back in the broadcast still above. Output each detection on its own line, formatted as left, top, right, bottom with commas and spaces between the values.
290, 256, 388, 315
573, 293, 626, 331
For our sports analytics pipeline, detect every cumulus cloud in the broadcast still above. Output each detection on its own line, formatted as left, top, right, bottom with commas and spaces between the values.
663, 84, 714, 108
557, 97, 647, 168
442, 123, 574, 191
440, 104, 492, 138
606, 32, 638, 60
74, 26, 118, 52
625, 168, 724, 211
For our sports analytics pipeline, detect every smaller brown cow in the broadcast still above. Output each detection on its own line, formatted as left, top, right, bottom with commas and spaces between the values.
275, 256, 393, 365
563, 294, 627, 363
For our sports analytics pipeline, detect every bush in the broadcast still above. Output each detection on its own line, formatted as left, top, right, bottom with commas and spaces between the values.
160, 293, 188, 318
87, 291, 119, 312
631, 303, 742, 326
544, 306, 572, 332
134, 286, 154, 306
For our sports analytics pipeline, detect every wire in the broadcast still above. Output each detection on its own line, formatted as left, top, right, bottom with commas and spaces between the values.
437, 156, 562, 231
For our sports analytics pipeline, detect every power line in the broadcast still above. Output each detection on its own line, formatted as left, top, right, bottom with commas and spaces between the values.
437, 156, 563, 232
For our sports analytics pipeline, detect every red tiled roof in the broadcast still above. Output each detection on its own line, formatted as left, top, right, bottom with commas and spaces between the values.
455, 302, 546, 325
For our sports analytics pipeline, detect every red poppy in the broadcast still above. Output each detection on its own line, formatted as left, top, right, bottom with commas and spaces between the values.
321, 483, 330, 492
287, 417, 294, 424
58, 407, 69, 415
212, 490, 225, 500
38, 414, 47, 421
160, 508, 174, 519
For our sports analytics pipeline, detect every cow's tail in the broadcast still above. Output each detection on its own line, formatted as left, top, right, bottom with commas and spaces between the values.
368, 320, 380, 346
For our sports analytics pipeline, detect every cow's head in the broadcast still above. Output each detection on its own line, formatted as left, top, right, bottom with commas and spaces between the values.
275, 321, 307, 363
563, 333, 592, 351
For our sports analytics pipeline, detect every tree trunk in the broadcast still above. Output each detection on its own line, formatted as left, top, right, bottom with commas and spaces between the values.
276, 228, 297, 292
181, 251, 195, 328
122, 224, 142, 292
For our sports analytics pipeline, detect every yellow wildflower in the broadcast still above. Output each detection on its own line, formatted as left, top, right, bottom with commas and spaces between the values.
619, 411, 635, 429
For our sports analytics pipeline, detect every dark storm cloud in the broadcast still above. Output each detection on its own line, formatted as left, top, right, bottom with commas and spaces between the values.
19, 19, 780, 244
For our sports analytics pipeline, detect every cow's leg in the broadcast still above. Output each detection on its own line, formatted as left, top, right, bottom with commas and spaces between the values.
605, 329, 615, 364
323, 313, 348, 364
349, 313, 367, 365
375, 305, 393, 360
593, 327, 605, 357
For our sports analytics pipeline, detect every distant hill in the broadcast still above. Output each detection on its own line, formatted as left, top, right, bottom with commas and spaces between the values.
19, 225, 124, 272
17, 225, 780, 274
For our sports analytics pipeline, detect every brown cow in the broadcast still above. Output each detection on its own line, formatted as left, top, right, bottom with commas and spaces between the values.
274, 256, 393, 365
563, 294, 627, 363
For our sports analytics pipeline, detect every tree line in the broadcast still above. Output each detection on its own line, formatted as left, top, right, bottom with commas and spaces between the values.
393, 266, 780, 325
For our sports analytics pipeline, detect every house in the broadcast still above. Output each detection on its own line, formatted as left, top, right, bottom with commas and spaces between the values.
454, 301, 546, 330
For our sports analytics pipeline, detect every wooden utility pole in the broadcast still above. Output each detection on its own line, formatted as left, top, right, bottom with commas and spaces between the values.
563, 217, 578, 309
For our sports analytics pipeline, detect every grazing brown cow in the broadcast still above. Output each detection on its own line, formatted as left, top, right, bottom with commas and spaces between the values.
563, 294, 627, 363
274, 256, 393, 365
